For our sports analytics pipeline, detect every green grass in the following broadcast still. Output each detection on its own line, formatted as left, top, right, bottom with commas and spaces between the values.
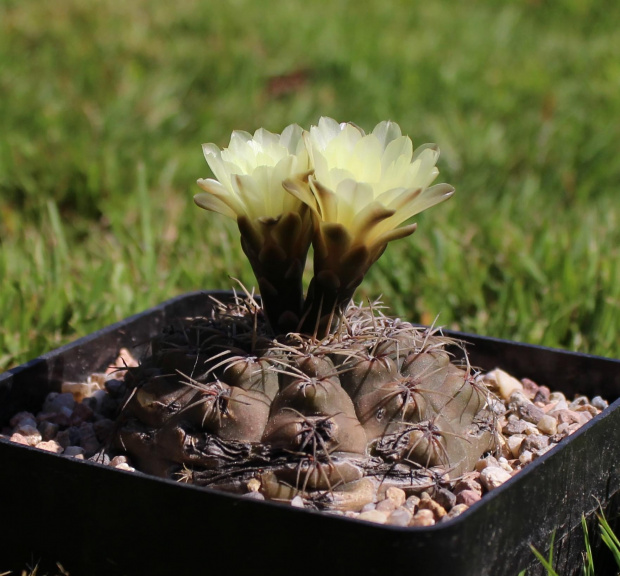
521, 511, 620, 575
1, 0, 619, 372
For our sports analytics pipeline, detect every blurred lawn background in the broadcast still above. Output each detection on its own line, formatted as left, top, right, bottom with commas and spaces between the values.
1, 0, 619, 372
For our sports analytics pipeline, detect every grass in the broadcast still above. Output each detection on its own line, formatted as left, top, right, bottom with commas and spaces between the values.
1, 0, 619, 371
521, 511, 620, 575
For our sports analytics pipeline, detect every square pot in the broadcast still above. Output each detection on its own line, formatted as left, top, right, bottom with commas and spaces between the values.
1, 291, 619, 576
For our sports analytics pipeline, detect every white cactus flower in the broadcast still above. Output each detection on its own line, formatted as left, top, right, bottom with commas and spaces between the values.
195, 124, 310, 222
284, 117, 454, 249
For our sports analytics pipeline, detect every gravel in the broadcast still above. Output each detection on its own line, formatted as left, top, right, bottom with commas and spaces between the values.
0, 350, 609, 527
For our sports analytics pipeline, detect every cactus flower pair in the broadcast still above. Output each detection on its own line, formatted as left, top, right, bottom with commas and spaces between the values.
195, 117, 454, 336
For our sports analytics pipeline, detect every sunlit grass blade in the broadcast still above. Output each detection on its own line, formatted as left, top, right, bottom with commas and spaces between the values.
598, 510, 620, 569
529, 531, 559, 576
582, 514, 595, 576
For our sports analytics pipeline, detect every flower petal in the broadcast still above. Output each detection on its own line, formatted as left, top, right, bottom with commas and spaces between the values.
372, 120, 402, 152
283, 172, 319, 216
194, 191, 238, 219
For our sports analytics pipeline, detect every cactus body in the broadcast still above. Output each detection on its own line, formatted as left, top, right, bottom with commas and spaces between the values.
116, 296, 498, 510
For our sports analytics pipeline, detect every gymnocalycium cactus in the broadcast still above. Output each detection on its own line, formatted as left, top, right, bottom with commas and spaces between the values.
115, 118, 499, 511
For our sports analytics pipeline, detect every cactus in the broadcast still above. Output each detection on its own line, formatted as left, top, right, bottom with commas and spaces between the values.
114, 117, 496, 511
115, 295, 498, 511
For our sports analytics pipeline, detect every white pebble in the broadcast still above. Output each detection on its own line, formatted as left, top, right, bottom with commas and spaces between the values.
591, 396, 608, 411
480, 466, 512, 491
506, 435, 525, 458
549, 392, 566, 403
482, 369, 523, 400
387, 508, 413, 527
290, 496, 305, 508
497, 457, 513, 472
358, 509, 389, 524
537, 414, 558, 435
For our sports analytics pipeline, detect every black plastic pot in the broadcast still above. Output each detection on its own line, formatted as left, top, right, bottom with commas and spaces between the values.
1, 291, 619, 576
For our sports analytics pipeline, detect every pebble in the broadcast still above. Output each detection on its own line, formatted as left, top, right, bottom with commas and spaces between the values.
569, 396, 589, 408
521, 378, 539, 400
78, 422, 101, 456
14, 424, 42, 445
70, 402, 95, 426
387, 508, 413, 526
556, 422, 570, 435
9, 433, 29, 446
456, 490, 481, 506
517, 403, 545, 425
519, 450, 533, 465
551, 409, 585, 426
550, 399, 569, 412
446, 503, 470, 520
480, 466, 512, 491
497, 457, 513, 473
375, 498, 397, 513
38, 421, 59, 441
574, 404, 598, 418
453, 473, 482, 496
43, 392, 76, 415
291, 496, 305, 508
61, 381, 101, 403
418, 493, 446, 520
36, 409, 71, 427
521, 434, 549, 453
410, 509, 435, 527
64, 446, 85, 457
10, 411, 37, 429
591, 396, 609, 411
358, 509, 389, 524
535, 444, 555, 457
475, 455, 500, 472
404, 495, 420, 511
88, 451, 110, 465
93, 418, 115, 443
502, 419, 531, 436
536, 415, 557, 435
110, 455, 130, 467
385, 486, 406, 508
243, 491, 265, 501
482, 369, 523, 400
533, 386, 551, 404
434, 487, 457, 511
549, 392, 566, 403
506, 434, 526, 458
115, 462, 136, 472
361, 502, 376, 513
36, 440, 63, 453
56, 426, 81, 449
